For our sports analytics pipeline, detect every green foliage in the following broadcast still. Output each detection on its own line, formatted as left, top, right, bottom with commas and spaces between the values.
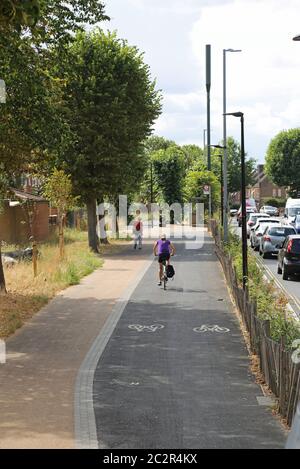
43, 169, 78, 217
0, 0, 40, 30
225, 137, 256, 194
184, 169, 220, 208
265, 128, 300, 196
152, 145, 185, 205
58, 30, 162, 203
181, 144, 205, 173
260, 197, 286, 208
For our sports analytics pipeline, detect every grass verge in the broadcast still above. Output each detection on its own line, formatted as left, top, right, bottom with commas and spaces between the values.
0, 229, 103, 339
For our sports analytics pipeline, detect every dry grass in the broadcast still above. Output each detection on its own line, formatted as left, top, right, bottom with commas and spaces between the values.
0, 229, 103, 339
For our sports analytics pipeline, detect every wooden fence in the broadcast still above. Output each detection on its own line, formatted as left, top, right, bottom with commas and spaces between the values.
210, 220, 300, 426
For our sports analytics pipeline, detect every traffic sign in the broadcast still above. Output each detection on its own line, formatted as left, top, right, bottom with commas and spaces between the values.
203, 185, 211, 195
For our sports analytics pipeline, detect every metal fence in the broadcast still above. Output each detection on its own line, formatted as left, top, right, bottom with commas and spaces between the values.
210, 220, 300, 426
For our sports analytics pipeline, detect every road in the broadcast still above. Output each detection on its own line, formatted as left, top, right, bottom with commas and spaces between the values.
231, 219, 300, 320
90, 232, 285, 449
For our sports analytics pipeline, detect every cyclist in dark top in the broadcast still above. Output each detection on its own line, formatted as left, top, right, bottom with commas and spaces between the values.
153, 234, 175, 286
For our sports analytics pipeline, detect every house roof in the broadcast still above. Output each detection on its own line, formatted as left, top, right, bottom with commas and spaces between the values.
10, 188, 47, 202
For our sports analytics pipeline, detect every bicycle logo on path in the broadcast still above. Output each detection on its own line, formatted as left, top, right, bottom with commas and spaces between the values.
193, 325, 230, 334
128, 324, 165, 333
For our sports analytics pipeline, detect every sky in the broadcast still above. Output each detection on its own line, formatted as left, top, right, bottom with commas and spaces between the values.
103, 0, 300, 163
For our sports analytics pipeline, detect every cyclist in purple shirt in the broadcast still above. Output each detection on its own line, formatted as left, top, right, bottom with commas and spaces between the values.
153, 234, 175, 286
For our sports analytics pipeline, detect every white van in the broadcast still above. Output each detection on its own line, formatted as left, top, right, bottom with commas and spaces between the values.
284, 198, 300, 224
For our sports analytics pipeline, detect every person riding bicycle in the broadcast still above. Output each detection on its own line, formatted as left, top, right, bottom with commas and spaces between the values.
153, 234, 175, 286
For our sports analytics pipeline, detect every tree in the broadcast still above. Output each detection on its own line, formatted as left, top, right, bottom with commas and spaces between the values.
43, 169, 78, 258
224, 137, 256, 194
136, 136, 175, 204
58, 30, 162, 251
184, 170, 220, 211
181, 144, 205, 173
0, 0, 40, 30
152, 145, 185, 206
0, 169, 9, 293
265, 129, 300, 197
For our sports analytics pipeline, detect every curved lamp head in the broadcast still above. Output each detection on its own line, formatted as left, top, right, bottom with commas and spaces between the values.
293, 34, 300, 41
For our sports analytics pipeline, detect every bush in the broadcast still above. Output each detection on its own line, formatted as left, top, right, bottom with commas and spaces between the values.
261, 197, 286, 208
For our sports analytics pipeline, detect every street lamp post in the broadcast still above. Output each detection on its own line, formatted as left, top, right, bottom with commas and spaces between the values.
203, 129, 207, 165
223, 49, 242, 243
224, 112, 248, 290
210, 144, 226, 226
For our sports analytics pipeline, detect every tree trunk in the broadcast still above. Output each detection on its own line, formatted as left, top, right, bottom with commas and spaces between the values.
0, 245, 7, 294
86, 198, 100, 252
59, 215, 65, 260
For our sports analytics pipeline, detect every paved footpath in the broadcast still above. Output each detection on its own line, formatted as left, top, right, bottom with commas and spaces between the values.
0, 232, 286, 449
92, 232, 286, 449
0, 243, 153, 449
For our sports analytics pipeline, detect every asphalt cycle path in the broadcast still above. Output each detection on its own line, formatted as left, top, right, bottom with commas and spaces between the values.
92, 233, 285, 449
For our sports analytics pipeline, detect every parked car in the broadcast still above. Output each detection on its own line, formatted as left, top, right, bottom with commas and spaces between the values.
259, 225, 296, 258
249, 218, 281, 249
230, 208, 238, 217
277, 235, 300, 280
260, 205, 279, 216
247, 213, 270, 238
250, 219, 281, 251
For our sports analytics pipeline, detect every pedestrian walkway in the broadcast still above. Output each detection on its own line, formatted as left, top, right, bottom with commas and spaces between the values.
0, 243, 153, 449
90, 233, 286, 449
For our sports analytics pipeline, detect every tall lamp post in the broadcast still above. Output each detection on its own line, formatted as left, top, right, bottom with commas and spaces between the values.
224, 112, 248, 290
223, 49, 242, 243
210, 144, 226, 226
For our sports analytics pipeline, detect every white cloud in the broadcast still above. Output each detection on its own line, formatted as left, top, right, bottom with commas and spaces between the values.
190, 0, 300, 158
105, 0, 300, 161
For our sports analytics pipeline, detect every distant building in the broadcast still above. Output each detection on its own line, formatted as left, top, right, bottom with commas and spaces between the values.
231, 164, 287, 207
246, 164, 286, 205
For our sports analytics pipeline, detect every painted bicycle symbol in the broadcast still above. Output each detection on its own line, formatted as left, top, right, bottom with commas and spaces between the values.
128, 324, 165, 333
193, 325, 230, 334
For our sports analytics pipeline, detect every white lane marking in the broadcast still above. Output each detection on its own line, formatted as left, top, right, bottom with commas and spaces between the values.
128, 324, 165, 333
193, 325, 230, 334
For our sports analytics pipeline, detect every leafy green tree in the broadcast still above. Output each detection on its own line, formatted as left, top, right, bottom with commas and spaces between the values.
58, 30, 162, 251
0, 0, 40, 30
265, 128, 300, 197
136, 136, 175, 204
225, 137, 256, 194
184, 170, 220, 210
43, 169, 78, 258
181, 144, 205, 173
152, 145, 185, 205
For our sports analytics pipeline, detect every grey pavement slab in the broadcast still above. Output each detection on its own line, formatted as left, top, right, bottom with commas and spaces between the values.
93, 234, 286, 449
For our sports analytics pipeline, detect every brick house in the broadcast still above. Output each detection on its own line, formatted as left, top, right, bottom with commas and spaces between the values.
0, 189, 49, 244
246, 164, 287, 206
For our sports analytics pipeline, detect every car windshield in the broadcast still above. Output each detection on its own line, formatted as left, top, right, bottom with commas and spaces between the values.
265, 206, 276, 210
268, 227, 295, 236
289, 208, 300, 217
